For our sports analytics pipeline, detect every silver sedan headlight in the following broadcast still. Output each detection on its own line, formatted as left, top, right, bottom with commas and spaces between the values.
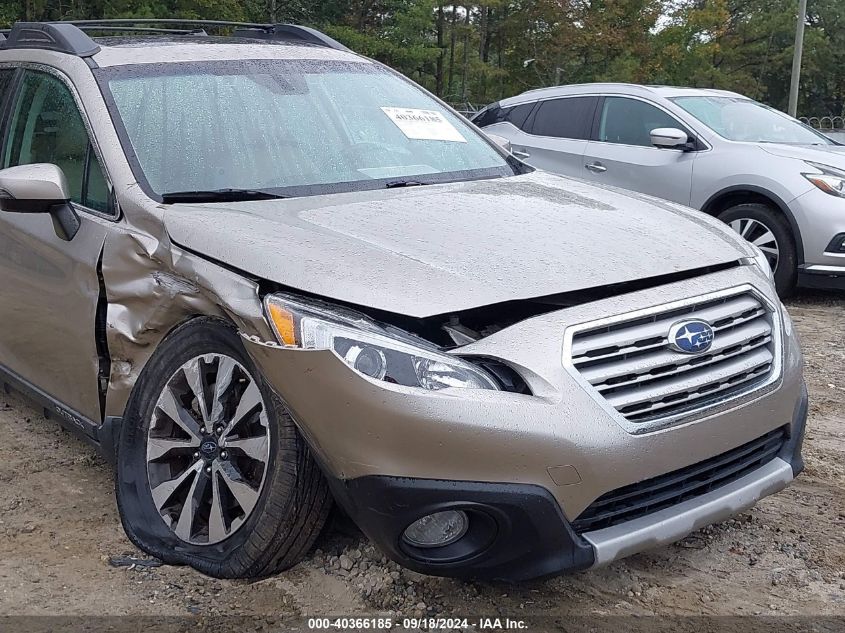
264, 293, 499, 391
803, 161, 845, 198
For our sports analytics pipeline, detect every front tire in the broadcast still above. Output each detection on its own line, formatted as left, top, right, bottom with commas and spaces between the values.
718, 203, 797, 297
115, 319, 332, 578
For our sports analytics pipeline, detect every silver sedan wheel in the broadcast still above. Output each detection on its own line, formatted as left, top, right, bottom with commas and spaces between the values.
729, 218, 780, 273
146, 353, 271, 545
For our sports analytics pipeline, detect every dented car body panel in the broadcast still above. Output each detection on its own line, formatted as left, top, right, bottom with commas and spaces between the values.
0, 30, 807, 581
0, 48, 275, 423
163, 171, 756, 317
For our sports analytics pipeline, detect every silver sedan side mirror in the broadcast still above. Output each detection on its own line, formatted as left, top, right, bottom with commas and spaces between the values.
650, 127, 690, 149
0, 164, 80, 240
485, 132, 513, 154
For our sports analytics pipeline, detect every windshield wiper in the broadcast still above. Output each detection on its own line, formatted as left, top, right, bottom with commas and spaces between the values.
385, 179, 426, 189
161, 188, 288, 203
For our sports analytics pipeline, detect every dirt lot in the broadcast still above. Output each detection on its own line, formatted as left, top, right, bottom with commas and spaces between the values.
0, 291, 843, 628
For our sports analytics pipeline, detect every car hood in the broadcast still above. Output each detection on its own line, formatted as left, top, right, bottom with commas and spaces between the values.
759, 142, 845, 166
163, 171, 750, 317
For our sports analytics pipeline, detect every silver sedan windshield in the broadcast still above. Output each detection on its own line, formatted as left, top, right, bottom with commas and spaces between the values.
671, 96, 832, 145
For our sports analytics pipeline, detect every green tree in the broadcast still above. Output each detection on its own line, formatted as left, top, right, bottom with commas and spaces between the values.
0, 0, 841, 116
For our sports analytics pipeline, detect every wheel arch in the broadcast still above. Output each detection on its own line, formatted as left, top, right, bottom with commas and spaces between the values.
112, 315, 332, 578
701, 185, 804, 264
99, 232, 275, 424
99, 313, 238, 463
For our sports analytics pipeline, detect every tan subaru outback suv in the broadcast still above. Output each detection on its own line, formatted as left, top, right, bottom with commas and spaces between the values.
0, 20, 806, 581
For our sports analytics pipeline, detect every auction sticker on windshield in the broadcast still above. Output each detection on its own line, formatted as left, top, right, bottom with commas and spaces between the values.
381, 107, 467, 142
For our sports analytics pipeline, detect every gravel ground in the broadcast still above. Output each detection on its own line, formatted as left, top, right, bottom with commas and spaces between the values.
0, 290, 843, 627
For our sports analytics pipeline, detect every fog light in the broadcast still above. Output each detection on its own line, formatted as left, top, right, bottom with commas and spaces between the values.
402, 510, 468, 548
825, 233, 845, 254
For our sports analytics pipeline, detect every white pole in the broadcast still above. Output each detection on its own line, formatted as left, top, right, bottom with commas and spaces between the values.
788, 0, 808, 117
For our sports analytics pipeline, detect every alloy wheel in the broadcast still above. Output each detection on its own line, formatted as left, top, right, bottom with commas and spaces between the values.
729, 218, 780, 273
146, 353, 270, 545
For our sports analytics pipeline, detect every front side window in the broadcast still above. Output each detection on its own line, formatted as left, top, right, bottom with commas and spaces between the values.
96, 59, 519, 200
671, 96, 833, 145
529, 97, 595, 139
598, 97, 685, 147
3, 70, 111, 213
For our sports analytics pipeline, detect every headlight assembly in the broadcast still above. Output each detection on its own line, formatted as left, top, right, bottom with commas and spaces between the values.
264, 293, 499, 391
803, 162, 845, 198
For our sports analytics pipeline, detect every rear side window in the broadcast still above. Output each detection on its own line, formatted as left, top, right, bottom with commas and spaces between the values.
501, 103, 535, 130
473, 102, 535, 130
0, 69, 16, 124
472, 105, 502, 127
529, 97, 596, 139
0, 69, 15, 102
598, 97, 686, 147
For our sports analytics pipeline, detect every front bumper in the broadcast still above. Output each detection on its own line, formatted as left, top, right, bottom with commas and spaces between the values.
325, 390, 805, 580
798, 264, 845, 290
325, 476, 595, 581
242, 266, 806, 580
585, 457, 792, 566
584, 397, 805, 568
791, 187, 845, 289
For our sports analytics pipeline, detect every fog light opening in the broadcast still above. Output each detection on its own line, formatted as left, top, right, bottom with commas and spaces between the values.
402, 510, 469, 549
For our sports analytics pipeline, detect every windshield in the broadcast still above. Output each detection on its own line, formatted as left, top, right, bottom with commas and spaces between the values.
97, 59, 516, 200
671, 96, 833, 145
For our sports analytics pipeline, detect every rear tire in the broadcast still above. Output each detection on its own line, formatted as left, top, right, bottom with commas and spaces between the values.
718, 203, 797, 297
115, 318, 332, 578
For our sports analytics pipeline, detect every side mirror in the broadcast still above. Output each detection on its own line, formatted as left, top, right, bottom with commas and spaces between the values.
486, 132, 513, 154
0, 164, 80, 240
650, 127, 690, 149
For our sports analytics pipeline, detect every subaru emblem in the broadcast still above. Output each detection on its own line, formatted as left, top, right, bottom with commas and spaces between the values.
668, 319, 715, 354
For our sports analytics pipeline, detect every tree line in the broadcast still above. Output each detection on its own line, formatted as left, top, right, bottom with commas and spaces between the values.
2, 1, 843, 117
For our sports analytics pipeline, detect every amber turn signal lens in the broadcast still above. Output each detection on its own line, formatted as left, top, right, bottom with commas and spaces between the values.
267, 302, 297, 346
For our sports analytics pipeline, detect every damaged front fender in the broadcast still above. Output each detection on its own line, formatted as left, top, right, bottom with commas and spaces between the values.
101, 220, 274, 420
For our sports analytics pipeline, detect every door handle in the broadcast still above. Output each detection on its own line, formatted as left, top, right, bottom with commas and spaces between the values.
513, 149, 531, 159
585, 162, 607, 173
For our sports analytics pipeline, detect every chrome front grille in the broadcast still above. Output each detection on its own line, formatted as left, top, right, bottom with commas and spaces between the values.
569, 291, 778, 425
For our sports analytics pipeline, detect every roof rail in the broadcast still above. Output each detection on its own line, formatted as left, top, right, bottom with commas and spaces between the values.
0, 22, 100, 57
0, 19, 351, 56
68, 19, 271, 29
232, 24, 350, 52
76, 26, 209, 36
73, 20, 351, 52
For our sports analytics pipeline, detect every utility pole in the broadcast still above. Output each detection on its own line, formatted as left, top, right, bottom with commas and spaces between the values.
269, 0, 277, 23
788, 0, 808, 117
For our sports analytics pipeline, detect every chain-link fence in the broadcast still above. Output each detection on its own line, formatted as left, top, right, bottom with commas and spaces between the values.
448, 103, 482, 118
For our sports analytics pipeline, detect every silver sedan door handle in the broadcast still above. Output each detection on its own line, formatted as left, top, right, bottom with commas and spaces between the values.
585, 162, 607, 173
